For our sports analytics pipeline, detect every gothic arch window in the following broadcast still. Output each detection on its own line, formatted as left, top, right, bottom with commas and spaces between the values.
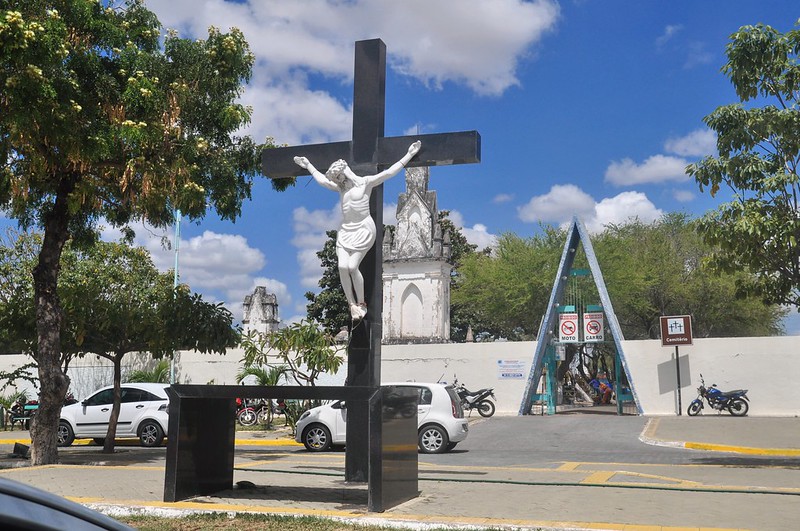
400, 284, 424, 337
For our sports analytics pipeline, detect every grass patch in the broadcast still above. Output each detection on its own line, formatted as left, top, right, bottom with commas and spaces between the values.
115, 513, 494, 530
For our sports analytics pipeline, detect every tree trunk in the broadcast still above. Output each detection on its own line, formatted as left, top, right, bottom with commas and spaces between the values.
103, 357, 122, 454
29, 177, 75, 466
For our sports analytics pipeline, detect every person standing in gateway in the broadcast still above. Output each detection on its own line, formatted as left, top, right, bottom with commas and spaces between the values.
294, 140, 422, 321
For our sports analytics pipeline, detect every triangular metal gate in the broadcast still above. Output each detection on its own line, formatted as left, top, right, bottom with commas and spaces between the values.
518, 217, 642, 415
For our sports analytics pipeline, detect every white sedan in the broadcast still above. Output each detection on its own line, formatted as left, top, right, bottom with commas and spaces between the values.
58, 383, 169, 447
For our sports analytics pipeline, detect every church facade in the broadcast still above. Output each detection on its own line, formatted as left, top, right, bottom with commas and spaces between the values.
382, 166, 452, 344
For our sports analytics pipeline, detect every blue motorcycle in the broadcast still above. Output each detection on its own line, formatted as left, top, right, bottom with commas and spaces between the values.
687, 374, 749, 416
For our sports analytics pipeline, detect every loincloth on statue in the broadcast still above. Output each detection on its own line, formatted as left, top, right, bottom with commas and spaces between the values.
337, 217, 376, 252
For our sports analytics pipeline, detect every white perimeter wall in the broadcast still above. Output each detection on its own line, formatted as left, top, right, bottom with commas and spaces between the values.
1, 335, 798, 416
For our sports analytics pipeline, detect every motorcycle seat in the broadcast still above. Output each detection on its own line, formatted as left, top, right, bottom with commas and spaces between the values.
719, 389, 747, 397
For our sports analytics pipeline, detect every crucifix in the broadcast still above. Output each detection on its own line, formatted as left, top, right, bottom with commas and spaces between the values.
261, 39, 480, 482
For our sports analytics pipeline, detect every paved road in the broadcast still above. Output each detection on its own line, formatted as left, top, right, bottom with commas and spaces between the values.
3, 415, 800, 530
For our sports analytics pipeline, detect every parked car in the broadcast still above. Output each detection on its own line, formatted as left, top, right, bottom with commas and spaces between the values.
57, 383, 169, 448
0, 477, 134, 530
295, 382, 468, 454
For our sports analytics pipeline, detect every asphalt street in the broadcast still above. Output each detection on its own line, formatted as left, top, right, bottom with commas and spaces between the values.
1, 414, 799, 530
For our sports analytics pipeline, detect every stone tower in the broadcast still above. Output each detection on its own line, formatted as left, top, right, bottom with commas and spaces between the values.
242, 286, 279, 336
382, 166, 451, 343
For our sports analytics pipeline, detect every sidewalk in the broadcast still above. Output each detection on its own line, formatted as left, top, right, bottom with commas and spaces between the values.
1, 417, 799, 530
640, 415, 800, 456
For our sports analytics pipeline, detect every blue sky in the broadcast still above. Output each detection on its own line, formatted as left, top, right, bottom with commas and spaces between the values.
10, 1, 800, 332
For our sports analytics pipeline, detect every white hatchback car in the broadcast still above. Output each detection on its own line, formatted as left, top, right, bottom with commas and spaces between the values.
58, 383, 170, 447
295, 382, 468, 454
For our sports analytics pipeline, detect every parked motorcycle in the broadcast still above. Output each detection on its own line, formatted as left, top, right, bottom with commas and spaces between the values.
235, 397, 263, 426
687, 374, 749, 416
453, 377, 496, 417
236, 398, 284, 426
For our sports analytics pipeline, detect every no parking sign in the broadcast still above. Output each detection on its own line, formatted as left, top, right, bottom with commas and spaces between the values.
583, 312, 604, 342
559, 313, 579, 343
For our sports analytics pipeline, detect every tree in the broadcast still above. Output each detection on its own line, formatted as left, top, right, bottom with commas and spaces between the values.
241, 322, 343, 389
0, 1, 269, 464
593, 214, 785, 338
0, 236, 239, 453
452, 216, 785, 340
126, 359, 170, 384
452, 227, 564, 340
305, 230, 350, 336
687, 22, 800, 310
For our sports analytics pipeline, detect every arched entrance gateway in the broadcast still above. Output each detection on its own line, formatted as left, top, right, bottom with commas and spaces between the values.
519, 217, 641, 416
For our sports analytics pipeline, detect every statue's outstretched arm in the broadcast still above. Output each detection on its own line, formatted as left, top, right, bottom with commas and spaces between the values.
367, 141, 421, 186
294, 156, 339, 192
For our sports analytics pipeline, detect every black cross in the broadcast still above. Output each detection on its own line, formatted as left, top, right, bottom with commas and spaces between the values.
261, 39, 480, 482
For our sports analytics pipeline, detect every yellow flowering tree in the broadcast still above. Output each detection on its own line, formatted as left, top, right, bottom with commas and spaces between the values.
0, 0, 268, 464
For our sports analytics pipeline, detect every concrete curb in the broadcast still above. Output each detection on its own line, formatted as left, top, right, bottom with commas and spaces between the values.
639, 417, 800, 457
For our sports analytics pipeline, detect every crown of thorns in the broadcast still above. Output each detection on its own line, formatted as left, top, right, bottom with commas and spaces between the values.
326, 159, 348, 179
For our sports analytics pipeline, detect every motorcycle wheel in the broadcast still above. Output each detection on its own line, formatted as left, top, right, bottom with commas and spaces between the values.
687, 402, 703, 416
237, 408, 257, 426
477, 400, 495, 418
256, 407, 269, 425
728, 398, 749, 417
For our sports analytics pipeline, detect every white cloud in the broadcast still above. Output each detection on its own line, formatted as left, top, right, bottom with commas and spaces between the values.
673, 189, 695, 202
656, 24, 683, 48
149, 0, 559, 144
684, 42, 713, 69
493, 193, 514, 204
383, 203, 398, 226
291, 204, 340, 289
448, 209, 498, 249
517, 184, 596, 223
664, 129, 717, 157
99, 221, 290, 319
590, 192, 664, 232
517, 185, 663, 233
605, 154, 690, 186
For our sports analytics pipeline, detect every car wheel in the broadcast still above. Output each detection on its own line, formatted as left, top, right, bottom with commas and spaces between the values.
138, 420, 165, 447
302, 424, 332, 452
418, 425, 449, 454
477, 400, 495, 418
728, 398, 749, 417
92, 438, 105, 446
57, 421, 74, 447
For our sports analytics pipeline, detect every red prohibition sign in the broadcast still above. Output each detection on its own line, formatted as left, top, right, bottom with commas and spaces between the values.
586, 320, 601, 335
561, 321, 576, 335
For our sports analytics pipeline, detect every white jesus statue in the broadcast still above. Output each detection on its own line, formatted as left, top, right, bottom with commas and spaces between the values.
294, 140, 422, 321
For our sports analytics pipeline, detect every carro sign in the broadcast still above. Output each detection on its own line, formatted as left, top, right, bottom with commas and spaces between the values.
583, 312, 604, 342
660, 315, 693, 346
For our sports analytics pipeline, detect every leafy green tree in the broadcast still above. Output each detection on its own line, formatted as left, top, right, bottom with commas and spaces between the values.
453, 216, 785, 340
125, 359, 171, 384
594, 214, 785, 339
241, 322, 342, 388
305, 230, 350, 336
1, 237, 239, 453
452, 227, 564, 340
0, 1, 269, 464
687, 22, 800, 310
